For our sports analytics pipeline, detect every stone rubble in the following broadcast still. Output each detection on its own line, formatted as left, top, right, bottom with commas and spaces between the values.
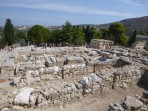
108, 94, 148, 111
0, 46, 147, 110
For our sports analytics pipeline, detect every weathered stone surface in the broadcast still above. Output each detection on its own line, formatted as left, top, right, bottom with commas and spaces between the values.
14, 87, 34, 105
0, 108, 9, 111
75, 83, 83, 90
45, 60, 51, 67
0, 46, 148, 110
12, 76, 21, 86
36, 95, 43, 105
39, 68, 45, 74
90, 73, 102, 83
140, 69, 148, 86
63, 64, 86, 70
12, 106, 24, 111
123, 96, 143, 110
143, 91, 148, 98
109, 102, 124, 111
140, 105, 148, 111
67, 57, 84, 64
45, 66, 60, 74
79, 77, 89, 85
29, 95, 37, 107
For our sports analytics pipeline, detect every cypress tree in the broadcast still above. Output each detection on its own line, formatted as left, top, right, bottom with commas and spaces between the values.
4, 19, 14, 46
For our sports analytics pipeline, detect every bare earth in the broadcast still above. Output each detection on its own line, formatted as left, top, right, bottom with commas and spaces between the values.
25, 85, 144, 111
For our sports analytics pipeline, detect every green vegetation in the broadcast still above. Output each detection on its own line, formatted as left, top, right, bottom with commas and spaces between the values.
72, 26, 85, 46
128, 30, 137, 46
14, 30, 27, 44
1, 18, 147, 49
136, 30, 148, 36
0, 27, 5, 49
4, 19, 14, 46
109, 23, 128, 45
84, 26, 97, 44
27, 25, 51, 46
61, 21, 73, 44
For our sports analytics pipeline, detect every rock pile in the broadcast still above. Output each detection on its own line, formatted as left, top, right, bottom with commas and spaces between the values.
108, 94, 148, 111
0, 46, 147, 110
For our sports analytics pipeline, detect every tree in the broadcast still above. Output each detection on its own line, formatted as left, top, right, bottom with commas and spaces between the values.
94, 31, 102, 39
109, 23, 128, 45
84, 26, 97, 44
0, 36, 6, 49
0, 28, 6, 48
72, 26, 85, 46
14, 30, 26, 43
4, 19, 14, 46
99, 28, 109, 39
51, 30, 62, 44
128, 30, 137, 46
27, 25, 50, 46
61, 21, 73, 44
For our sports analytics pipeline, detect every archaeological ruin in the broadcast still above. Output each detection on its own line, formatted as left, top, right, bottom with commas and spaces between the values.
0, 46, 148, 111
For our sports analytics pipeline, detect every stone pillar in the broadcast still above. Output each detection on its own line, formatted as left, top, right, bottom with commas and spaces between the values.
61, 66, 64, 79
93, 63, 96, 73
0, 67, 1, 74
112, 73, 117, 89
14, 67, 16, 75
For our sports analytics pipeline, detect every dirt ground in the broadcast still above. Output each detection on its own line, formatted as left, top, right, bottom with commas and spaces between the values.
24, 84, 144, 111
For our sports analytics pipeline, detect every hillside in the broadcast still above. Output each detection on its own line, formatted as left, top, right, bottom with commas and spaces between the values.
1, 16, 147, 31
89, 16, 148, 31
47, 16, 148, 31
120, 16, 148, 31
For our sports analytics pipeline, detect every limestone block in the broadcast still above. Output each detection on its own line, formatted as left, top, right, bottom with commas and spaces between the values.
79, 77, 90, 85
21, 55, 27, 61
36, 94, 46, 105
42, 92, 50, 99
45, 66, 60, 74
140, 105, 148, 111
75, 83, 83, 90
29, 94, 37, 107
0, 108, 9, 111
32, 70, 39, 77
123, 96, 143, 110
45, 60, 52, 67
14, 64, 20, 74
104, 80, 113, 87
143, 91, 148, 98
109, 102, 124, 111
12, 106, 24, 111
38, 100, 48, 108
92, 84, 100, 92
39, 68, 45, 74
13, 76, 21, 86
90, 73, 102, 83
50, 57, 57, 63
14, 87, 34, 105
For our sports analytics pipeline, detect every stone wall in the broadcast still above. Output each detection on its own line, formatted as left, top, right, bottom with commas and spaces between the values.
0, 47, 147, 110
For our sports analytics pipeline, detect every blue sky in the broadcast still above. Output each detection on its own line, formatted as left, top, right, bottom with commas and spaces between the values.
0, 0, 148, 26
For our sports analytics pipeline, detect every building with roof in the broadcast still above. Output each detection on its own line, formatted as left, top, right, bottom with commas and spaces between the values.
90, 39, 114, 49
131, 40, 148, 50
131, 35, 148, 50
136, 35, 148, 42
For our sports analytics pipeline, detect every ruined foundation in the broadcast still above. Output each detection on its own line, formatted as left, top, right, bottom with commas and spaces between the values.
0, 47, 147, 111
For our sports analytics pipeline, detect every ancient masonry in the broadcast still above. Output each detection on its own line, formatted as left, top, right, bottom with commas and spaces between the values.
0, 46, 148, 111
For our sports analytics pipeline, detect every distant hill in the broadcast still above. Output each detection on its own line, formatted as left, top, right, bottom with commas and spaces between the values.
81, 16, 148, 31
1, 16, 147, 31
120, 16, 148, 31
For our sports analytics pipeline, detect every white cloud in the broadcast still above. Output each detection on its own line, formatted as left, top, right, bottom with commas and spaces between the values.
0, 2, 133, 17
116, 0, 143, 6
